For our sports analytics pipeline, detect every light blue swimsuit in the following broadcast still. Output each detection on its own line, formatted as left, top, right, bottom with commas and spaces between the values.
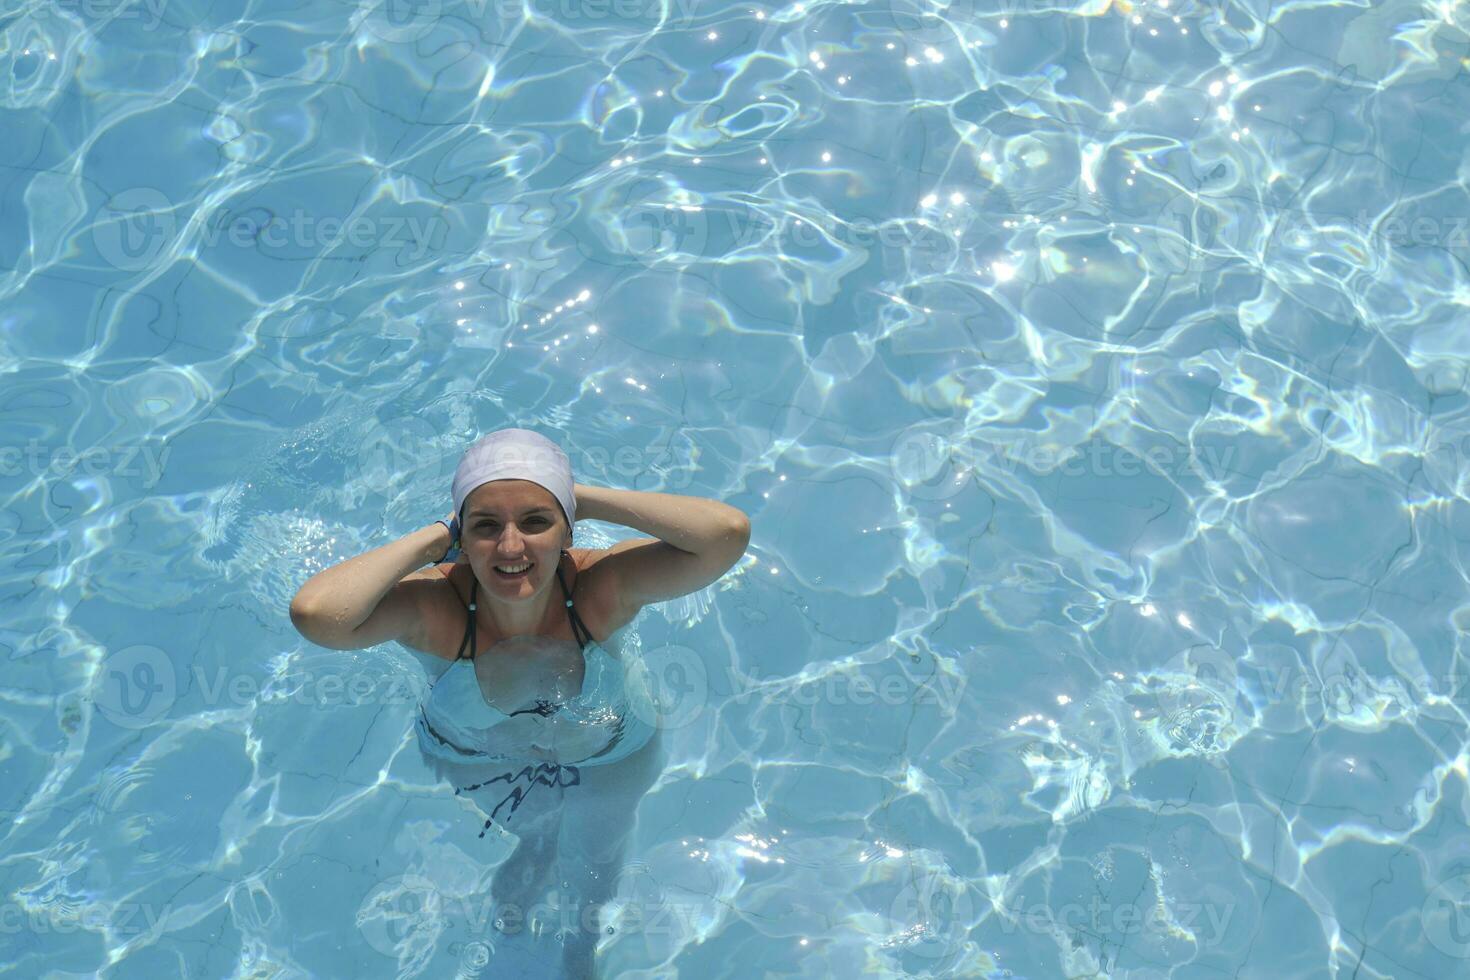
414, 556, 653, 835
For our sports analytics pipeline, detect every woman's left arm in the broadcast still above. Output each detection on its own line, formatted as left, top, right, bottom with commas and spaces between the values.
575, 484, 751, 611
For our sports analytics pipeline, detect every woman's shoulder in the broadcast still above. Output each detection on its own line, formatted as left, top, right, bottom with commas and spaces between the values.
386, 562, 471, 659
566, 546, 643, 648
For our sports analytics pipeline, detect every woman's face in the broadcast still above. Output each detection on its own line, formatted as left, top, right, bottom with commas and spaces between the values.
460, 480, 571, 599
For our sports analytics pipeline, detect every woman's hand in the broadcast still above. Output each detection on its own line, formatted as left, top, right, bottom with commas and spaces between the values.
434, 511, 462, 564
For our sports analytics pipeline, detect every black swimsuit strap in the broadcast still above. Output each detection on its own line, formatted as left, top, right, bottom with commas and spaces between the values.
455, 577, 478, 661
556, 555, 595, 650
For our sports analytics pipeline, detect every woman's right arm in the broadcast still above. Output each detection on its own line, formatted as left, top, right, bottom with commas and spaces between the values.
288, 522, 451, 651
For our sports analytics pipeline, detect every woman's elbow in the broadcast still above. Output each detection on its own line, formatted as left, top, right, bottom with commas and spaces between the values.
719, 512, 751, 560
289, 607, 322, 646
289, 597, 343, 647
288, 598, 314, 634
727, 509, 751, 542
288, 589, 319, 629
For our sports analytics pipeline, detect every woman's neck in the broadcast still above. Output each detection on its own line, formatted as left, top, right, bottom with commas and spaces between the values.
477, 587, 554, 639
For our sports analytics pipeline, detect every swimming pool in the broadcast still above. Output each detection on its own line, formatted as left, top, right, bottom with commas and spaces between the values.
4, 0, 1470, 975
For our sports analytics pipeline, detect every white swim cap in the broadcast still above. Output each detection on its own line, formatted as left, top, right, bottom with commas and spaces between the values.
451, 429, 576, 531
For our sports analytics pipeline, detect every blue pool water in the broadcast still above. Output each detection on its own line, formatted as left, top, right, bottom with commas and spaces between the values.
4, 0, 1470, 975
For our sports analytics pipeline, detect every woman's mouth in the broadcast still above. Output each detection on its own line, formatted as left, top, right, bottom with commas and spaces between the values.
493, 561, 533, 580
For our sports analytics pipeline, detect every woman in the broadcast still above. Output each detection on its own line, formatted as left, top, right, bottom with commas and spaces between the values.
288, 428, 749, 974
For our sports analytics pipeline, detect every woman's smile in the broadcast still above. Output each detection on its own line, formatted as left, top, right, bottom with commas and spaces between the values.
492, 561, 534, 580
